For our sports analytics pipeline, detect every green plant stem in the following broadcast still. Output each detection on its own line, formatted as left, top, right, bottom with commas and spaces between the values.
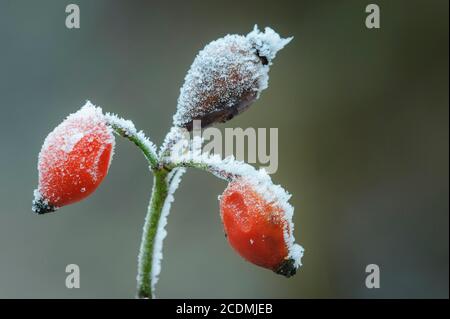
109, 123, 170, 298
114, 127, 224, 298
126, 134, 159, 170
110, 124, 159, 170
136, 168, 169, 298
110, 123, 201, 298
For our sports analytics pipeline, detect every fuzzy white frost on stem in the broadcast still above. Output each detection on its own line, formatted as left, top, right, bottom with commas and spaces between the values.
149, 167, 185, 298
105, 112, 159, 169
135, 167, 185, 298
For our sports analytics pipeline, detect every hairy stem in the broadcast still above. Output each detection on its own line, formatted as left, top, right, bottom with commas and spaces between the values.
166, 160, 235, 182
122, 132, 159, 169
108, 119, 172, 298
108, 119, 159, 170
108, 122, 190, 298
136, 169, 169, 298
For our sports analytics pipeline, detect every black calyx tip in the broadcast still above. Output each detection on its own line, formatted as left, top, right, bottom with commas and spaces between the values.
274, 258, 297, 278
256, 50, 269, 66
32, 197, 57, 215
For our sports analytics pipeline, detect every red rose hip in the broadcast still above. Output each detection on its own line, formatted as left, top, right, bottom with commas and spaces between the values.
32, 102, 115, 214
220, 178, 303, 277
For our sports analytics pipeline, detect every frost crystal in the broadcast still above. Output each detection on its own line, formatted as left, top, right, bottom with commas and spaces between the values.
173, 26, 292, 130
105, 112, 158, 157
32, 189, 56, 214
159, 126, 190, 158
246, 25, 293, 63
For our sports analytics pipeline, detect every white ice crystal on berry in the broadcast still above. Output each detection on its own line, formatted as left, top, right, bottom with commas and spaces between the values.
33, 101, 115, 212
246, 25, 293, 63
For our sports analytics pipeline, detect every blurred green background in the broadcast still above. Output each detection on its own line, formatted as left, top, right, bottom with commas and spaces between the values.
0, 0, 448, 298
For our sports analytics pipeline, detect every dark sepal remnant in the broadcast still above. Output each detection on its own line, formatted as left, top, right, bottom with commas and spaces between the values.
32, 196, 57, 215
183, 90, 257, 131
274, 258, 297, 278
255, 50, 269, 66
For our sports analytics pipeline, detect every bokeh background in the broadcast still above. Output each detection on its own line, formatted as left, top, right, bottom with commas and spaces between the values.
0, 0, 448, 298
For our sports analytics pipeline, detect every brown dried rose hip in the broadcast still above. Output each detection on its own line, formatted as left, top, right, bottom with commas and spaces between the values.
173, 26, 292, 130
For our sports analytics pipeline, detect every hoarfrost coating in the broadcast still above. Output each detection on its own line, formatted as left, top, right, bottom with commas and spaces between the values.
246, 25, 293, 63
173, 26, 292, 130
105, 112, 158, 157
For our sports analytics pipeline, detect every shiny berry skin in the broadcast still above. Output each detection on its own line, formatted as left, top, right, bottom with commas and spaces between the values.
220, 179, 297, 277
32, 103, 115, 214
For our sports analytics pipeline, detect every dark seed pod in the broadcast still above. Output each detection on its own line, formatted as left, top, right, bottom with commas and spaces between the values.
173, 26, 292, 130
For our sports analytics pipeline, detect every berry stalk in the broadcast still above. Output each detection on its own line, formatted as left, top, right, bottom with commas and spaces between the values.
136, 169, 169, 298
106, 115, 159, 170
107, 117, 177, 299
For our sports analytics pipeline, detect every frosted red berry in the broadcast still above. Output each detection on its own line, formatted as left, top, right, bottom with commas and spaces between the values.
220, 178, 301, 277
32, 103, 115, 214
